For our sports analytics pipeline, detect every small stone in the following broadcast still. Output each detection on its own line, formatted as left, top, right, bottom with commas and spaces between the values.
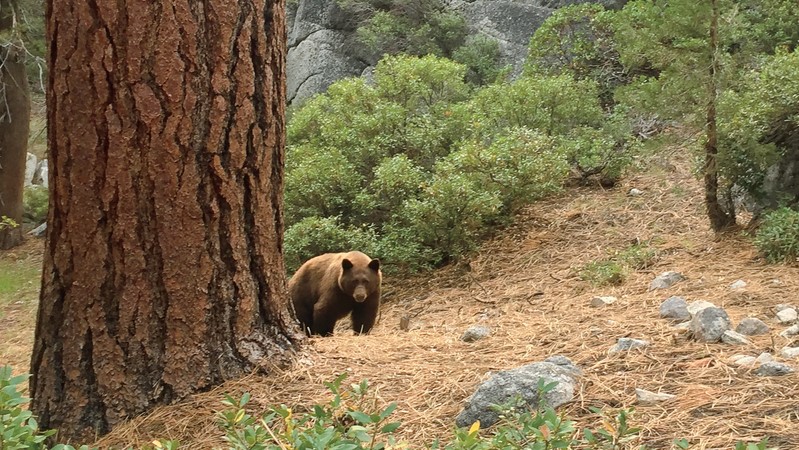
635, 388, 675, 403
775, 304, 794, 313
628, 188, 644, 196
673, 322, 691, 331
729, 279, 747, 290
780, 347, 799, 359
735, 317, 770, 336
728, 355, 757, 367
756, 362, 794, 376
722, 330, 752, 345
776, 308, 798, 324
649, 271, 685, 291
770, 279, 783, 286
591, 296, 617, 307
756, 352, 774, 365
460, 325, 491, 342
660, 296, 690, 322
780, 324, 799, 338
689, 307, 731, 342
687, 300, 717, 316
609, 337, 650, 353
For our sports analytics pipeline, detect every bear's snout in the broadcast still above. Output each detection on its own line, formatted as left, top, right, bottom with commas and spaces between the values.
353, 286, 368, 302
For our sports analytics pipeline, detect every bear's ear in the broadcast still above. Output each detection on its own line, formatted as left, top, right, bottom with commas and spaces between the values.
368, 259, 380, 271
342, 258, 354, 270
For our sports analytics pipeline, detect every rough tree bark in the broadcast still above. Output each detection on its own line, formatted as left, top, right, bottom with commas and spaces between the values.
30, 0, 302, 442
0, 0, 30, 249
703, 0, 736, 231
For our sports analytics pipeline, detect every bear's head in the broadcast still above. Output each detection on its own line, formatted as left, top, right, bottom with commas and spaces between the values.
339, 251, 381, 303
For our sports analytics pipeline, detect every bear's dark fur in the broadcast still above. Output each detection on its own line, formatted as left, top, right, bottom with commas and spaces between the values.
289, 251, 382, 336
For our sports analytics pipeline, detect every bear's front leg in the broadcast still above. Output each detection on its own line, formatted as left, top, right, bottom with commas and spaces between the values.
312, 304, 338, 336
351, 299, 379, 334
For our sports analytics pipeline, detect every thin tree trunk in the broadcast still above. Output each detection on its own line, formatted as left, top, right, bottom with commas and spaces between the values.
0, 0, 30, 249
704, 0, 735, 231
30, 0, 302, 443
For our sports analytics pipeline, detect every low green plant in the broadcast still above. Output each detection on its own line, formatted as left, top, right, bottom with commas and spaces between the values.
0, 216, 19, 231
0, 366, 53, 449
582, 407, 643, 449
734, 438, 775, 450
23, 185, 48, 223
753, 207, 799, 263
218, 373, 403, 450
580, 243, 657, 286
580, 260, 626, 286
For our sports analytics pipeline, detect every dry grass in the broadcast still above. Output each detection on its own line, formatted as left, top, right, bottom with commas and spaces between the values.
0, 239, 43, 378
89, 155, 799, 450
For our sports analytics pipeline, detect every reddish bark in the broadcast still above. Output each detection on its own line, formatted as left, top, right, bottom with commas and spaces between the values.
30, 0, 302, 442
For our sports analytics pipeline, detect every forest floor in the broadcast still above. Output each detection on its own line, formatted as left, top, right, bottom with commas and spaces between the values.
2, 148, 798, 449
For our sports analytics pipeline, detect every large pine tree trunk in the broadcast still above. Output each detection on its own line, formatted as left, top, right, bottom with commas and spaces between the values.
0, 0, 30, 249
30, 0, 302, 442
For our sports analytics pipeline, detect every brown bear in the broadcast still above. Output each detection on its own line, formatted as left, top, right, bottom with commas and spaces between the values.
289, 251, 382, 336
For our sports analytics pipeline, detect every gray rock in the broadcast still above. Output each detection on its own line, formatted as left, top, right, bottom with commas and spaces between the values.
455, 360, 579, 428
687, 300, 717, 316
649, 271, 685, 290
635, 388, 675, 403
776, 308, 798, 324
756, 362, 795, 376
780, 324, 799, 338
609, 337, 650, 353
544, 355, 581, 375
28, 222, 46, 238
461, 325, 491, 342
756, 352, 774, 365
659, 296, 690, 322
735, 317, 770, 336
673, 321, 691, 331
721, 330, 752, 345
25, 153, 37, 186
728, 355, 757, 367
33, 159, 48, 187
689, 307, 731, 342
628, 188, 644, 196
775, 304, 795, 313
779, 347, 799, 359
591, 296, 617, 307
729, 279, 747, 290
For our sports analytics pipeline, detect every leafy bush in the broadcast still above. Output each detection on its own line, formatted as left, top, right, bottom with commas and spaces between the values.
339, 0, 468, 60
468, 74, 604, 138
526, 3, 627, 107
443, 128, 568, 213
23, 185, 48, 223
284, 217, 378, 273
284, 146, 366, 226
452, 34, 508, 86
754, 207, 799, 263
399, 172, 501, 264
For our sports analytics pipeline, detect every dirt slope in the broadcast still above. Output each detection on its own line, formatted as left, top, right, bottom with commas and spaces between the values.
6, 154, 798, 449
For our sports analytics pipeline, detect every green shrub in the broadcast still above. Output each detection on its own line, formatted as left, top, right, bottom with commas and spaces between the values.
399, 172, 501, 264
283, 216, 378, 273
443, 128, 569, 213
468, 74, 604, 138
526, 3, 625, 107
754, 207, 799, 263
284, 146, 366, 226
452, 34, 508, 86
580, 243, 657, 286
23, 185, 48, 223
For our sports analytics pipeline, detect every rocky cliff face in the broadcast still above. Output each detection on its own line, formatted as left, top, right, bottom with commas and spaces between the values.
286, 0, 627, 105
